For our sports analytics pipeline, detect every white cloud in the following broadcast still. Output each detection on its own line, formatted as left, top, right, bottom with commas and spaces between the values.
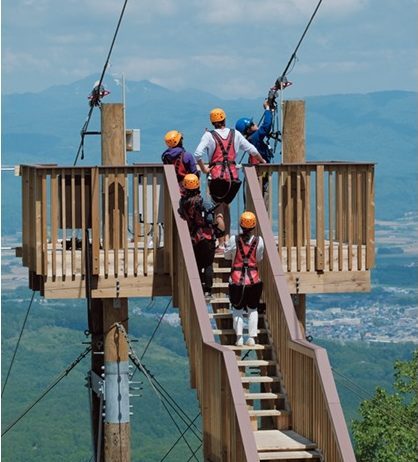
2, 50, 51, 73
116, 56, 182, 80
199, 0, 368, 25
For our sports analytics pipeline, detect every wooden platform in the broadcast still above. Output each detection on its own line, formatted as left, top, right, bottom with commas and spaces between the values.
30, 239, 370, 298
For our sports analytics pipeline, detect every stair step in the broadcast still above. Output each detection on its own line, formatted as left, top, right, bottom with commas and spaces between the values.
211, 282, 229, 288
213, 267, 231, 273
225, 344, 271, 351
248, 409, 288, 417
209, 297, 230, 304
245, 392, 283, 400
208, 312, 265, 319
237, 359, 275, 367
258, 450, 321, 460
212, 329, 267, 335
241, 376, 280, 384
254, 430, 317, 452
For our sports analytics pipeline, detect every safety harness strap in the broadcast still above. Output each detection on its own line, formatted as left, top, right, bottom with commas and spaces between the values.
209, 130, 235, 181
235, 236, 259, 285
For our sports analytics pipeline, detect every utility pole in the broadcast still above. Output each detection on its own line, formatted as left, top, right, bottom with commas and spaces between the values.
90, 103, 131, 462
282, 100, 306, 331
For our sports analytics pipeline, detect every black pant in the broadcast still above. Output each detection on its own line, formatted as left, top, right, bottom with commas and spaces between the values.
228, 281, 263, 309
194, 239, 216, 293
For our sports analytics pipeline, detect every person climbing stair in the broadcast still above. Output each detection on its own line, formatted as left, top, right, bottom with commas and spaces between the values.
224, 211, 264, 346
178, 174, 225, 299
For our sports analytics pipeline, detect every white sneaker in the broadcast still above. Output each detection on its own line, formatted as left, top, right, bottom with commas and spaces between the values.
235, 336, 244, 346
245, 337, 256, 347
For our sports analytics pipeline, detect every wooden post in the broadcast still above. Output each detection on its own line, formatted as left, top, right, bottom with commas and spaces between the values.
282, 100, 306, 329
89, 103, 130, 462
282, 100, 305, 163
103, 299, 130, 462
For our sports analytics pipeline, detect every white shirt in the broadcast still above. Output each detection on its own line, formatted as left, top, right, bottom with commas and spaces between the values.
224, 234, 264, 262
194, 127, 260, 163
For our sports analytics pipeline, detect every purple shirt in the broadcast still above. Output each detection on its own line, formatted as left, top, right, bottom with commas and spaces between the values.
161, 147, 199, 175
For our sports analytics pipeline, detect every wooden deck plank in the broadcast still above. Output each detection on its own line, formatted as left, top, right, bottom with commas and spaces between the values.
258, 450, 320, 460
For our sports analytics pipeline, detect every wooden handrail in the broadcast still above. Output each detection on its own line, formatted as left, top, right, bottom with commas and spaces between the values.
163, 164, 259, 461
245, 166, 357, 462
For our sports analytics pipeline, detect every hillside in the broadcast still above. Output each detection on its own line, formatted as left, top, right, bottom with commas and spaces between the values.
1, 77, 417, 236
1, 288, 415, 462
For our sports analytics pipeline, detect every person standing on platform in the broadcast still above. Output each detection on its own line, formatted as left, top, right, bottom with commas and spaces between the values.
194, 108, 265, 251
224, 211, 264, 346
235, 99, 274, 196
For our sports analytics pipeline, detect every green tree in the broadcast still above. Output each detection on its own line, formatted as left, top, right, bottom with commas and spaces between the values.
352, 350, 418, 462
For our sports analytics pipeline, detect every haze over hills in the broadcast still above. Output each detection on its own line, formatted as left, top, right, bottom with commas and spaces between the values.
1, 75, 417, 234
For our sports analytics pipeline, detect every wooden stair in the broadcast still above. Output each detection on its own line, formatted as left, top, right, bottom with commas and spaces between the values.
207, 253, 322, 461
255, 430, 321, 460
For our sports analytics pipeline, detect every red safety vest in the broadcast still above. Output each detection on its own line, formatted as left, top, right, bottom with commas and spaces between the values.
180, 195, 213, 245
209, 130, 238, 182
230, 235, 260, 286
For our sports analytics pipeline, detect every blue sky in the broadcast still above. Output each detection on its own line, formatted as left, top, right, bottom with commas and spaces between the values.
2, 0, 417, 98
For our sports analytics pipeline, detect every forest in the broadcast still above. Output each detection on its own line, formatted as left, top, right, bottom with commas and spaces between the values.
1, 287, 416, 461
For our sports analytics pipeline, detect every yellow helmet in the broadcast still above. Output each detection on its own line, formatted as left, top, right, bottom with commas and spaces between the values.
183, 173, 200, 190
164, 130, 182, 148
240, 211, 256, 229
210, 108, 226, 123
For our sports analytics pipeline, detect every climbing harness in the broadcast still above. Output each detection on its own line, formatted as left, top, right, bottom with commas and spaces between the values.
208, 129, 241, 204
88, 81, 111, 108
231, 236, 260, 286
180, 195, 214, 245
229, 235, 262, 309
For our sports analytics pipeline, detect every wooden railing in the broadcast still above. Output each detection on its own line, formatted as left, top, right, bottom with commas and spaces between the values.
245, 166, 357, 462
163, 165, 259, 461
19, 162, 374, 297
257, 162, 375, 273
20, 164, 169, 296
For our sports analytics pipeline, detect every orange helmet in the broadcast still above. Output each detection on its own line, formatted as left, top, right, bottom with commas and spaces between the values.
210, 108, 226, 123
183, 173, 200, 190
164, 130, 182, 148
240, 211, 256, 229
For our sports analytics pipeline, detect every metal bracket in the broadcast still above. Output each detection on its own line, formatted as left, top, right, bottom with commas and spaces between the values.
90, 371, 105, 397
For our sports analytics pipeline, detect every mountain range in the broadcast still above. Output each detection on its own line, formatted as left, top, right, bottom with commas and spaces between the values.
1, 75, 416, 234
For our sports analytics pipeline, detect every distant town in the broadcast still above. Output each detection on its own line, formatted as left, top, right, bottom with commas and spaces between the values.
2, 212, 417, 344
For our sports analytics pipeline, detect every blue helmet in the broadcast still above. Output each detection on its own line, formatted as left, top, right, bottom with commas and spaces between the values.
235, 117, 253, 135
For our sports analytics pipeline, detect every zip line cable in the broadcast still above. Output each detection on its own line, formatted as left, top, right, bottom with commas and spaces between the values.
1, 291, 35, 398
186, 442, 203, 462
141, 364, 202, 440
2, 346, 92, 437
129, 296, 173, 381
259, 0, 324, 157
73, 0, 129, 166
128, 345, 202, 441
159, 398, 200, 462
140, 297, 173, 360
160, 412, 201, 462
277, 0, 324, 85
124, 335, 201, 461
121, 321, 202, 439
115, 322, 201, 437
